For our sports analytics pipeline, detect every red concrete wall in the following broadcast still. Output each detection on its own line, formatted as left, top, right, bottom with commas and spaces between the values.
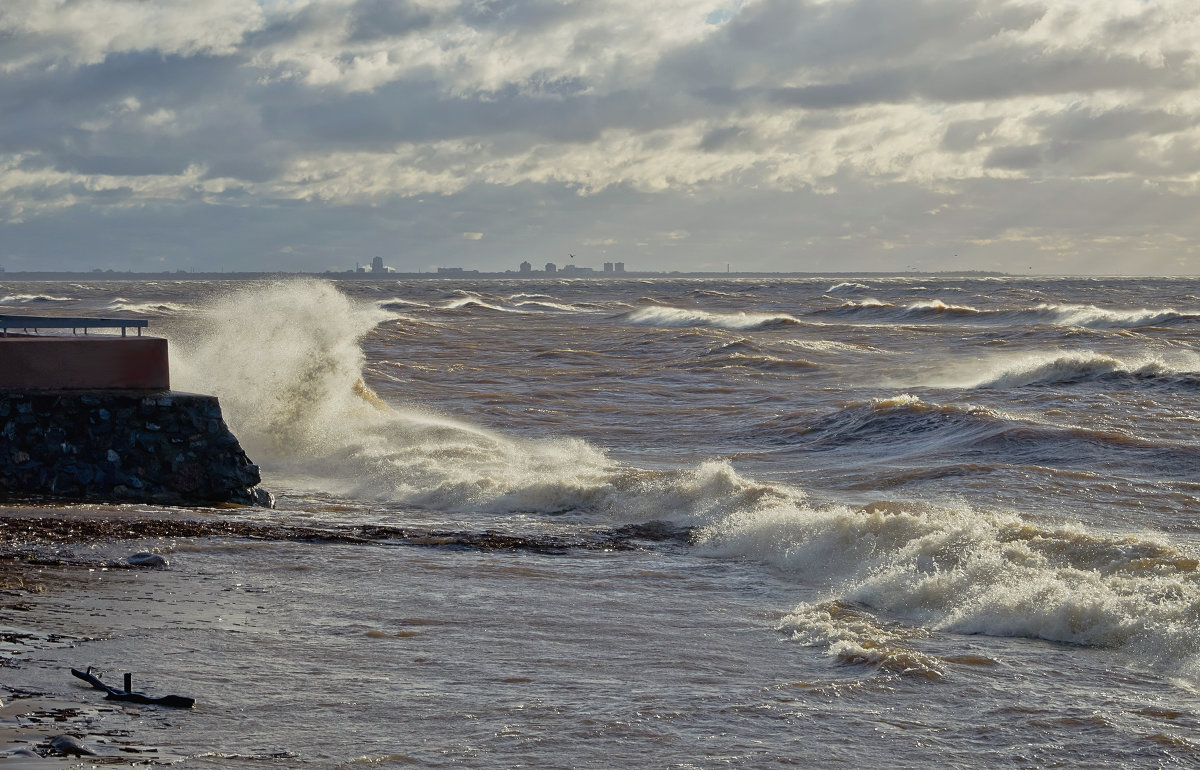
0, 335, 170, 391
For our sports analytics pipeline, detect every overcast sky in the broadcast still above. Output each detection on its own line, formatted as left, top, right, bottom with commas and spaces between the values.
1, 0, 1197, 275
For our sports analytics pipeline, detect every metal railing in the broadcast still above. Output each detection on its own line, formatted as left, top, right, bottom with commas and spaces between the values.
0, 315, 149, 337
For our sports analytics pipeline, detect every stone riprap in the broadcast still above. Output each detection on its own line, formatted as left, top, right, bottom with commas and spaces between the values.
0, 391, 272, 507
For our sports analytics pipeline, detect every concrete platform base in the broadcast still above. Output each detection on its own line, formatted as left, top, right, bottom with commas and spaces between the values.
0, 335, 169, 391
0, 391, 272, 507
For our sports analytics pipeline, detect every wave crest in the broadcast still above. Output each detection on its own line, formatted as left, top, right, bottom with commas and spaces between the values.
1027, 303, 1200, 329
961, 351, 1200, 389
624, 306, 800, 331
1, 294, 72, 303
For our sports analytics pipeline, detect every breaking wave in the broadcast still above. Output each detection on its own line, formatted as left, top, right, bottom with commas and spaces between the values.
819, 299, 981, 321
106, 298, 184, 315
939, 350, 1200, 389
0, 294, 73, 303
816, 299, 1200, 329
1026, 304, 1200, 329
623, 306, 800, 331
168, 280, 803, 521
698, 499, 1200, 676
441, 297, 525, 313
377, 298, 431, 311
758, 395, 1200, 475
401, 291, 595, 315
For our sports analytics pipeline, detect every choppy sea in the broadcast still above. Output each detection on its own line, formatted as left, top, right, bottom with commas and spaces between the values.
3, 276, 1200, 767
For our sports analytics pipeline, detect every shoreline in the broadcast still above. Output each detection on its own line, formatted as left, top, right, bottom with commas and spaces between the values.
0, 502, 688, 763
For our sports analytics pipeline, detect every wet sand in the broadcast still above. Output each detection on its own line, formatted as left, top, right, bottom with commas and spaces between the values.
0, 504, 215, 765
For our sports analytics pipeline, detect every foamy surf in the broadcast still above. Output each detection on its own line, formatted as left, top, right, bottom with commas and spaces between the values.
699, 497, 1200, 677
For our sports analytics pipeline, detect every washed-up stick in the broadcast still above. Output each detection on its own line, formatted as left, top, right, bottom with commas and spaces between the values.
70, 667, 195, 708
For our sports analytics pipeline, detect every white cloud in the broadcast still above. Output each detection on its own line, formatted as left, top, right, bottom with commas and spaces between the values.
0, 0, 264, 67
1, 0, 1199, 273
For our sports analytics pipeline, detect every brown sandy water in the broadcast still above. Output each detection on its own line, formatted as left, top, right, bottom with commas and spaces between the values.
2, 276, 1200, 766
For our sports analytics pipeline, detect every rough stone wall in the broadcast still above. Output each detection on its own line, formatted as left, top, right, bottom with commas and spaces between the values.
0, 391, 272, 507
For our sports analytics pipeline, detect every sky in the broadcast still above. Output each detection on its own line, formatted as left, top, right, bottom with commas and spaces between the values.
1, 0, 1198, 275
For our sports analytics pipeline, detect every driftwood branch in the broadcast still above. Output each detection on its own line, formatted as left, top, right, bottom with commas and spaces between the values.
70, 667, 195, 708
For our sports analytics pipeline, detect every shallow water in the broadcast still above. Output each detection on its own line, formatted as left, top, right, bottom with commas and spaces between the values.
4, 276, 1200, 766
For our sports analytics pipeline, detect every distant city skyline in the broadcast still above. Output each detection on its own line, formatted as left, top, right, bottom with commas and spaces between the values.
1, 1, 1198, 276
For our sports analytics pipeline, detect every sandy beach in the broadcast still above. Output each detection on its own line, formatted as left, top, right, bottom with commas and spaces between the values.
1, 504, 191, 765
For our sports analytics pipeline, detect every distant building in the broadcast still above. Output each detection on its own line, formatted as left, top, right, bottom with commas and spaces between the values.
371, 256, 385, 273
519, 261, 532, 273
615, 262, 625, 273
561, 264, 594, 276
438, 267, 466, 274
603, 262, 613, 272
545, 262, 557, 273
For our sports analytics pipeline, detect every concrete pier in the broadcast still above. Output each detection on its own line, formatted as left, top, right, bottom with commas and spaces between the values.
0, 319, 271, 506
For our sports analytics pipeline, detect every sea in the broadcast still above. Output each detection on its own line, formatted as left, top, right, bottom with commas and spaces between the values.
3, 275, 1200, 767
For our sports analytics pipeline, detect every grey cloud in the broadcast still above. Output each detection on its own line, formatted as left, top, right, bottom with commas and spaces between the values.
664, 0, 1190, 115
243, 5, 337, 48
981, 139, 1149, 176
1036, 107, 1194, 144
698, 126, 747, 152
921, 48, 1196, 103
349, 0, 434, 41
4, 168, 1200, 276
941, 118, 1003, 152
984, 144, 1045, 170
0, 52, 249, 150
462, 0, 582, 32
662, 0, 1043, 91
54, 152, 192, 177
259, 78, 704, 150
722, 46, 1191, 112
768, 72, 911, 109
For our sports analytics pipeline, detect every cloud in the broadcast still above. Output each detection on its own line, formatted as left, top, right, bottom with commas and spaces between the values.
0, 0, 1198, 274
